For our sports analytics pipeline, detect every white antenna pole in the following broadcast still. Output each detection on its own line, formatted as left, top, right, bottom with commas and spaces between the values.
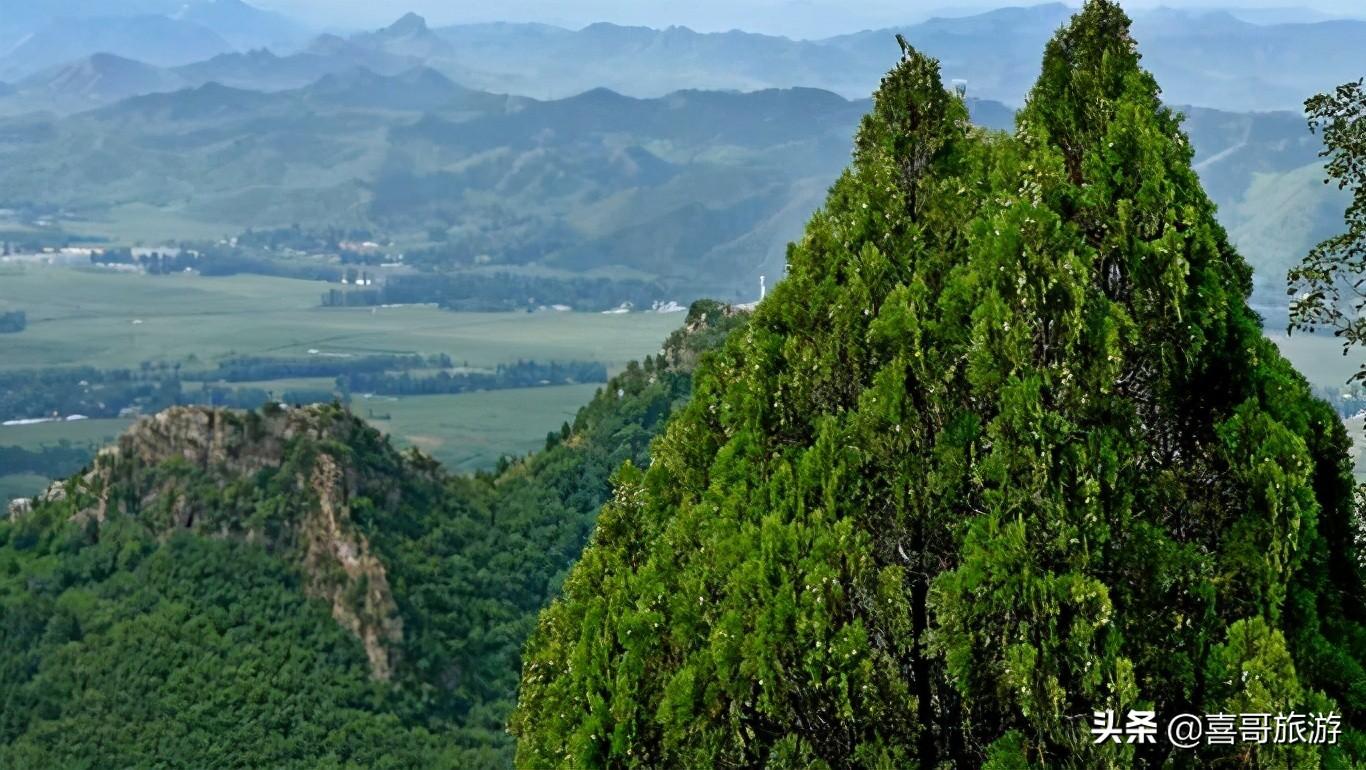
760, 275, 766, 301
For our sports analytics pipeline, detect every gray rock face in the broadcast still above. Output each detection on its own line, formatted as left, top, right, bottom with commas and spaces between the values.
52, 404, 406, 681
6, 498, 32, 520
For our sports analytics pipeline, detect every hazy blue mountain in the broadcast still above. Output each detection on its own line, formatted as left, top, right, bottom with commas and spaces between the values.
174, 0, 308, 50
267, 5, 1366, 111
171, 36, 458, 94
351, 13, 455, 60
9, 6, 1360, 114
0, 16, 234, 81
0, 0, 172, 38
0, 77, 874, 295
824, 5, 1365, 110
1221, 6, 1345, 24
173, 49, 347, 91
0, 0, 305, 53
1129, 11, 1366, 110
95, 80, 288, 121
819, 4, 1072, 105
0, 66, 1327, 309
2, 54, 187, 115
303, 33, 424, 76
297, 66, 516, 113
428, 21, 858, 100
1178, 104, 1349, 319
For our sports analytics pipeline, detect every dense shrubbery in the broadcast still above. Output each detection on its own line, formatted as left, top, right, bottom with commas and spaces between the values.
512, 4, 1366, 768
0, 302, 743, 768
0, 508, 464, 768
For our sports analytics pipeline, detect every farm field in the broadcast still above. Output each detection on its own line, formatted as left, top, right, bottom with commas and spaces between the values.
0, 418, 133, 451
0, 419, 133, 504
360, 384, 604, 472
0, 474, 49, 506
0, 265, 683, 501
0, 265, 682, 372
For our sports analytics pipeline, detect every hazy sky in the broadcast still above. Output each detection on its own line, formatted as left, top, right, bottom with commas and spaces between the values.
252, 0, 1366, 38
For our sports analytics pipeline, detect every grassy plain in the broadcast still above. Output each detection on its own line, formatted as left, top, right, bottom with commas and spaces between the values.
0, 474, 49, 505
361, 384, 604, 473
0, 418, 132, 451
0, 265, 680, 372
0, 265, 682, 500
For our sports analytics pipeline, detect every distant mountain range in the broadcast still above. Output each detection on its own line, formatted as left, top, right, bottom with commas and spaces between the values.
0, 59, 1340, 312
0, 2, 1353, 311
3, 4, 1365, 111
4, 54, 189, 115
0, 0, 307, 59
0, 71, 876, 297
424, 6, 1366, 110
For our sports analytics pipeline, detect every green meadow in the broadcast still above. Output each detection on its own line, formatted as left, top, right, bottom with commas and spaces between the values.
0, 265, 680, 372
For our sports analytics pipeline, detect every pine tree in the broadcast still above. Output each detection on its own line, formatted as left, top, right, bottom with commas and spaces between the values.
512, 3, 1366, 767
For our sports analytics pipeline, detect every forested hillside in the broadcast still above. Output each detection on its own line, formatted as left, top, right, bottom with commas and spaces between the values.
513, 3, 1366, 768
0, 303, 746, 768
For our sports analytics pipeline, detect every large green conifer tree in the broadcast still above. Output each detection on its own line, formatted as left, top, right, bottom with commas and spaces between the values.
512, 3, 1366, 767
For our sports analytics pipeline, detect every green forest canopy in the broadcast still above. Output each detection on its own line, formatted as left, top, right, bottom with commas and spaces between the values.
0, 303, 746, 769
512, 2, 1366, 768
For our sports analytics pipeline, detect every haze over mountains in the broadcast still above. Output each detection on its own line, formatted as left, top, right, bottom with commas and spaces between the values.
3, 2, 1365, 109
0, 1, 1358, 310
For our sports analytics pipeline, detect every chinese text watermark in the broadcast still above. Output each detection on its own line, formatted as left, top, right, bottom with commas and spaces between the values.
1091, 710, 1341, 749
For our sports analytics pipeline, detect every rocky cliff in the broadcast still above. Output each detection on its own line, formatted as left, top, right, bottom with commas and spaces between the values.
29, 403, 406, 680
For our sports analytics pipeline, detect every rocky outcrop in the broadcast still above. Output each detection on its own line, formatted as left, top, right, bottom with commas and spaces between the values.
303, 453, 404, 680
58, 404, 407, 681
6, 497, 32, 520
660, 299, 750, 373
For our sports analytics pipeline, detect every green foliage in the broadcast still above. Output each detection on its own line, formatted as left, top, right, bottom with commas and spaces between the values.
1289, 77, 1366, 389
512, 3, 1366, 767
0, 518, 457, 769
0, 304, 740, 767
